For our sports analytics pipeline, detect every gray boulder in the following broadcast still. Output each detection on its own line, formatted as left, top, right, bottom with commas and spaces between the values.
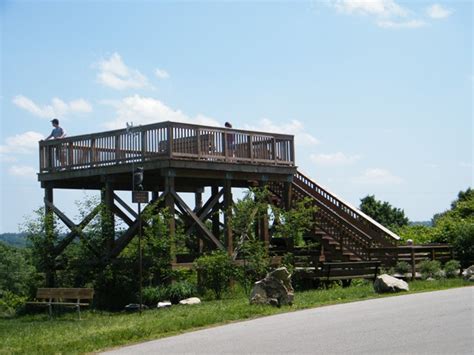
462, 265, 474, 280
250, 267, 294, 307
374, 274, 409, 293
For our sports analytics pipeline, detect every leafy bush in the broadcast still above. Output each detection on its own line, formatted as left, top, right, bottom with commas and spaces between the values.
394, 261, 410, 275
0, 291, 27, 318
195, 251, 235, 299
0, 242, 38, 298
167, 281, 197, 304
418, 260, 441, 279
444, 260, 461, 278
142, 281, 197, 305
142, 286, 168, 306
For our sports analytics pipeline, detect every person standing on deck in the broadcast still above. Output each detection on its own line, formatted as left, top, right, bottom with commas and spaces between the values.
45, 118, 66, 140
44, 118, 67, 168
225, 121, 235, 157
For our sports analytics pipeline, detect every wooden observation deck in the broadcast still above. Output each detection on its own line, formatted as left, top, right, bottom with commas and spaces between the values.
38, 121, 401, 284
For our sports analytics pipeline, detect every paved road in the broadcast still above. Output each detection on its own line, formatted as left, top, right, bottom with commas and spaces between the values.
103, 287, 473, 355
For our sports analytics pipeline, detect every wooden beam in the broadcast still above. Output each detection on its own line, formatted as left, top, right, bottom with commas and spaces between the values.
53, 204, 101, 256
223, 179, 233, 255
171, 189, 225, 251
44, 199, 102, 258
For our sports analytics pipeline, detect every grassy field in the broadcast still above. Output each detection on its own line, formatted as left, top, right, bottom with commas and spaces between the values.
0, 279, 471, 354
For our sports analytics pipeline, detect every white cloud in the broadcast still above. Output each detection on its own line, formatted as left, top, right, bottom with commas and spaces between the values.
155, 68, 170, 79
96, 53, 150, 90
426, 4, 453, 19
245, 118, 319, 146
376, 19, 426, 29
333, 0, 408, 18
12, 95, 92, 118
331, 0, 430, 29
459, 161, 472, 168
310, 152, 361, 166
102, 95, 220, 129
0, 131, 45, 155
353, 168, 403, 185
8, 165, 37, 177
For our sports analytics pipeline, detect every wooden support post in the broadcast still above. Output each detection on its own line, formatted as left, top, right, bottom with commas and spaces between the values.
283, 180, 294, 252
259, 182, 270, 252
102, 179, 115, 254
211, 185, 220, 241
223, 179, 233, 255
411, 246, 416, 281
165, 175, 176, 263
195, 190, 204, 254
44, 185, 55, 287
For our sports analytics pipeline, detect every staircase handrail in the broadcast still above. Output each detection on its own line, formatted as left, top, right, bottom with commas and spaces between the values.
294, 170, 400, 242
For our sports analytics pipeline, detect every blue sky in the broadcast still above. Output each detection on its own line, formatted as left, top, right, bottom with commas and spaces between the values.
0, 0, 472, 233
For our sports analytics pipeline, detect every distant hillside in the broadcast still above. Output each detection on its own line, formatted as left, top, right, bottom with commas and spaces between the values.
409, 221, 432, 227
0, 233, 28, 248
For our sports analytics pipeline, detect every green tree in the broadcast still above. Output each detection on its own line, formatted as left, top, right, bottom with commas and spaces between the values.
272, 197, 317, 247
0, 243, 38, 297
359, 195, 409, 229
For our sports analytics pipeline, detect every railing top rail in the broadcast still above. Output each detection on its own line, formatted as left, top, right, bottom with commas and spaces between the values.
39, 120, 294, 147
370, 245, 452, 251
296, 170, 400, 241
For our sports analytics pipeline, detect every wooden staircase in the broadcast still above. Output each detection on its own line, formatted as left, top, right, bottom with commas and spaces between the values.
268, 170, 400, 262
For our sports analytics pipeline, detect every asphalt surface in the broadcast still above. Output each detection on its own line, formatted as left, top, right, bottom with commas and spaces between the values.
103, 287, 473, 355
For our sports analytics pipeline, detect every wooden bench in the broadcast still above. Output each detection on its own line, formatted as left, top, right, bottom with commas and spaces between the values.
315, 261, 381, 286
27, 288, 94, 319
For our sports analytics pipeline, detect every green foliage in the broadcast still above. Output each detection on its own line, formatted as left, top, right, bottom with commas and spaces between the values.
359, 195, 409, 229
444, 260, 461, 278
195, 251, 236, 299
167, 281, 198, 304
418, 260, 441, 279
432, 188, 474, 267
0, 242, 38, 297
281, 253, 295, 275
273, 197, 317, 247
394, 261, 410, 275
0, 291, 27, 318
395, 225, 436, 245
238, 239, 270, 293
142, 281, 197, 305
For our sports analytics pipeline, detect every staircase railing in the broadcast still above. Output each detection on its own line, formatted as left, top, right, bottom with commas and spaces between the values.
293, 171, 399, 247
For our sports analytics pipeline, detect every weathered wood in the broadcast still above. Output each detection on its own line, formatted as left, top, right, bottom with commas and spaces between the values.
171, 189, 225, 251
27, 288, 94, 319
39, 121, 295, 175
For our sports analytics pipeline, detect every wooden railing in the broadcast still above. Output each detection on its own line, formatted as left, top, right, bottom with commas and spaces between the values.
293, 171, 399, 248
268, 171, 400, 261
369, 244, 454, 280
39, 121, 295, 173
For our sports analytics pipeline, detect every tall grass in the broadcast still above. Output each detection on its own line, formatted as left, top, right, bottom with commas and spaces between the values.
0, 279, 470, 354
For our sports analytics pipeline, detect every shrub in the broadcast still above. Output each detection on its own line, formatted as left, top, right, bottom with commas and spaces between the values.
142, 281, 197, 306
0, 291, 27, 318
142, 286, 168, 306
418, 260, 441, 279
167, 281, 197, 304
195, 251, 235, 299
444, 260, 461, 278
394, 261, 410, 275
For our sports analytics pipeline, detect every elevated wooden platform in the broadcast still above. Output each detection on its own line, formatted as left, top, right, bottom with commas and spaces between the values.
38, 121, 296, 190
37, 120, 408, 287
